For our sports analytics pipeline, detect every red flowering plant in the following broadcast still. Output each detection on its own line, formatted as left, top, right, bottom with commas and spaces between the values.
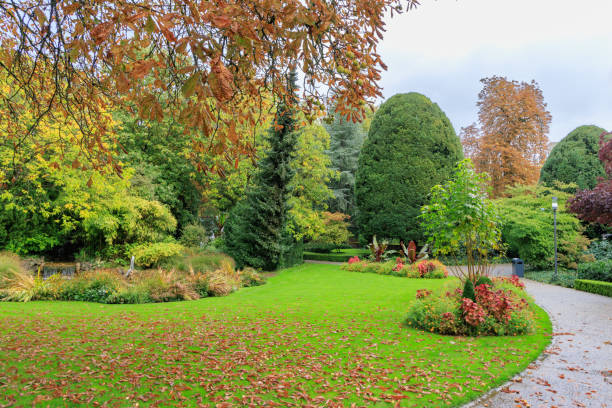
392, 257, 404, 272
415, 289, 432, 299
348, 256, 361, 264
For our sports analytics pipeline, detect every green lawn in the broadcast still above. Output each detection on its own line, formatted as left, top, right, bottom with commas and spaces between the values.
0, 263, 551, 407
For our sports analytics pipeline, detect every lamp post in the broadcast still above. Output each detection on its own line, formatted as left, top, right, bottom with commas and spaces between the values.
552, 196, 558, 282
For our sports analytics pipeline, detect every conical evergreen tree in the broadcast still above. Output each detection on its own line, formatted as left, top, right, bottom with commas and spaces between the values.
224, 72, 301, 270
323, 111, 366, 216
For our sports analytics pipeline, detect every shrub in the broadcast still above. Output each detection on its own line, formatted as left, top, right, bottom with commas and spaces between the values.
497, 184, 592, 269
588, 239, 612, 261
171, 250, 235, 274
574, 279, 612, 297
239, 268, 266, 287
462, 280, 476, 301
475, 276, 493, 287
306, 212, 351, 252
131, 242, 185, 268
540, 125, 607, 192
355, 92, 463, 243
60, 271, 122, 303
133, 269, 198, 302
107, 286, 151, 304
404, 259, 447, 279
180, 224, 208, 248
406, 290, 463, 335
577, 260, 612, 282
406, 280, 535, 336
205, 260, 242, 296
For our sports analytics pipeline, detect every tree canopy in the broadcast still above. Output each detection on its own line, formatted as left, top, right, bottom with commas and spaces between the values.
0, 0, 419, 175
462, 76, 551, 197
355, 92, 463, 243
540, 125, 607, 192
569, 131, 612, 226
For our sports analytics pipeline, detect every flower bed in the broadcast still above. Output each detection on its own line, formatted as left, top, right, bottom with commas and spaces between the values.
406, 276, 535, 336
341, 257, 448, 279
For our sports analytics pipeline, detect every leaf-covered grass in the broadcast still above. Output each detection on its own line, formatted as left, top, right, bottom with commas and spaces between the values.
0, 263, 551, 407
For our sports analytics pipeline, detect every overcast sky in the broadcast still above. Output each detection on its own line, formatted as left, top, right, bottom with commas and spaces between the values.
379, 0, 612, 142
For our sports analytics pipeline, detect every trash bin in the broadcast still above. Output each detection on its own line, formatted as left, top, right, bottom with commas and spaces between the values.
511, 258, 524, 277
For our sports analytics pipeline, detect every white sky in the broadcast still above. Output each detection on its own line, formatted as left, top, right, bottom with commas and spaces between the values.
379, 0, 612, 141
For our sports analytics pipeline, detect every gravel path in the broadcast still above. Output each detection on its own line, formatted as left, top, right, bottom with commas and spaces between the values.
467, 280, 612, 408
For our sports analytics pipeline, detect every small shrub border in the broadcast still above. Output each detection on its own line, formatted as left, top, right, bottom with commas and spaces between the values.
304, 250, 369, 262
574, 279, 612, 297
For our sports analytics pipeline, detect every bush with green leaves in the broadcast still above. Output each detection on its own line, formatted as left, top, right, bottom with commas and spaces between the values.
60, 271, 121, 303
577, 260, 612, 282
540, 125, 607, 192
420, 159, 503, 282
131, 242, 185, 268
180, 224, 208, 248
496, 184, 593, 269
588, 239, 612, 261
355, 92, 463, 244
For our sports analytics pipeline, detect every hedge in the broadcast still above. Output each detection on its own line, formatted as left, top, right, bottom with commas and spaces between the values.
304, 251, 368, 262
577, 260, 612, 282
574, 279, 612, 297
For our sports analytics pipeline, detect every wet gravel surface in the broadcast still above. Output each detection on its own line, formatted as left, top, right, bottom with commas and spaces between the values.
467, 280, 612, 408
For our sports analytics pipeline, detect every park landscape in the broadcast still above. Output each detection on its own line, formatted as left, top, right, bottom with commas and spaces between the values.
0, 0, 611, 407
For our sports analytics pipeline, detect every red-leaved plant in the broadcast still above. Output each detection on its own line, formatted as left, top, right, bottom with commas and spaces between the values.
401, 240, 428, 264
392, 257, 404, 272
474, 284, 514, 323
417, 261, 436, 277
460, 298, 487, 327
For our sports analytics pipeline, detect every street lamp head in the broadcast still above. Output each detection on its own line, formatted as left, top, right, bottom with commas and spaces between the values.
552, 196, 558, 210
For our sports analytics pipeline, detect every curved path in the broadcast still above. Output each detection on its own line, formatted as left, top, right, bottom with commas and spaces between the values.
467, 280, 612, 408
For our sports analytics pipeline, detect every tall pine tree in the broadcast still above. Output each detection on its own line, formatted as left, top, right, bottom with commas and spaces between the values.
323, 111, 366, 217
224, 72, 301, 270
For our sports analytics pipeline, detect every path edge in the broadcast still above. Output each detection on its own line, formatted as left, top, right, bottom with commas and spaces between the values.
462, 281, 558, 407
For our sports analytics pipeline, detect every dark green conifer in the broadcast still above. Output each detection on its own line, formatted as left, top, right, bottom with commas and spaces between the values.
224, 72, 301, 270
462, 279, 476, 302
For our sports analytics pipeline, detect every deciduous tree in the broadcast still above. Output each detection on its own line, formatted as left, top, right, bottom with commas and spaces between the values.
0, 0, 419, 174
461, 76, 552, 197
569, 131, 612, 226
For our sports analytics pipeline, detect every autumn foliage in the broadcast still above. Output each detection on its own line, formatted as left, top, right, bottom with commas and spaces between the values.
462, 76, 552, 197
0, 0, 419, 174
568, 131, 612, 226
